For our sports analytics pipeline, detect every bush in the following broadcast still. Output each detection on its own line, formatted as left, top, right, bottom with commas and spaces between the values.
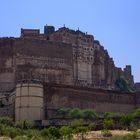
88, 122, 96, 131
81, 109, 97, 119
47, 127, 61, 139
59, 126, 73, 140
103, 119, 113, 130
132, 108, 140, 118
40, 128, 49, 137
76, 126, 89, 140
0, 117, 14, 127
121, 114, 134, 130
101, 129, 112, 137
71, 119, 84, 129
2, 127, 21, 139
15, 120, 33, 129
103, 112, 123, 119
69, 108, 83, 119
58, 108, 71, 118
24, 129, 41, 138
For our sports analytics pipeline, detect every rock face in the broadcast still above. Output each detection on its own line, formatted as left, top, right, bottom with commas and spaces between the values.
0, 25, 134, 92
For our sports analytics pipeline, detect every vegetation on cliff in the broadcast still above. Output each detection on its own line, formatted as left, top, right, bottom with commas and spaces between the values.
115, 76, 134, 92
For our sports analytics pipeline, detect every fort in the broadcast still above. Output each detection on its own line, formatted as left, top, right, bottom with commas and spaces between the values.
0, 24, 140, 126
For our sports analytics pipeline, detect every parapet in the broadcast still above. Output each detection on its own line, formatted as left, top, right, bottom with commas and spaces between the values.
21, 28, 40, 38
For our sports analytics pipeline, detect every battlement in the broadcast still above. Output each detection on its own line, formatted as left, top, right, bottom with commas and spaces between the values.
21, 28, 40, 38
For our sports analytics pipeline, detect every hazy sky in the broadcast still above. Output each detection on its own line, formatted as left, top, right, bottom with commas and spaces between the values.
0, 0, 140, 82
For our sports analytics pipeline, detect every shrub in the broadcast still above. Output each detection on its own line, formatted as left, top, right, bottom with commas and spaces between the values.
25, 129, 41, 138
69, 108, 83, 119
132, 108, 140, 118
59, 126, 73, 140
76, 126, 89, 140
15, 120, 33, 129
101, 129, 112, 137
121, 114, 134, 130
103, 119, 113, 130
81, 109, 97, 119
71, 119, 84, 129
0, 117, 14, 127
58, 108, 71, 118
40, 128, 49, 137
88, 122, 96, 131
2, 127, 21, 138
103, 112, 123, 119
129, 123, 138, 132
47, 127, 61, 139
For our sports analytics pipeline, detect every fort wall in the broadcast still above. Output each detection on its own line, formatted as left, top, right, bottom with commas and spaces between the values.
44, 84, 136, 119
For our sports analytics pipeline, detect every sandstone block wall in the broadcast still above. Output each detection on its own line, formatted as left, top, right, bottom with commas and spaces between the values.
44, 84, 136, 119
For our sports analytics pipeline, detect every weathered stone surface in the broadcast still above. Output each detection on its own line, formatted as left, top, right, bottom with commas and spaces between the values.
0, 25, 139, 122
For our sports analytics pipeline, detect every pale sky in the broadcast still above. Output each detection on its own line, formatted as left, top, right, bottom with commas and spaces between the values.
0, 0, 140, 82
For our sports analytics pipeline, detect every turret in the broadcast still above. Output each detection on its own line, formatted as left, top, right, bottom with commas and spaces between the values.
44, 25, 55, 35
